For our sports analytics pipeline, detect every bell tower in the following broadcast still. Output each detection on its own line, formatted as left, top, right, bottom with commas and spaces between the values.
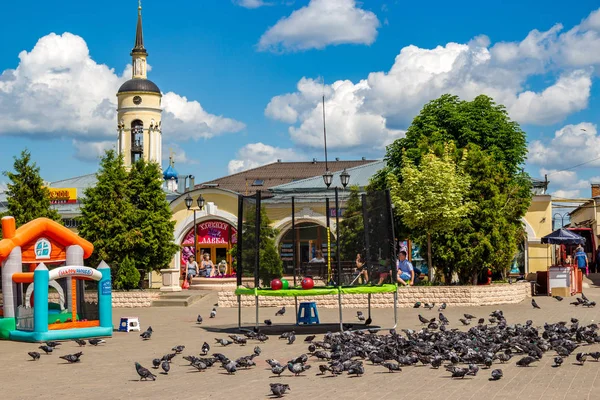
116, 1, 162, 168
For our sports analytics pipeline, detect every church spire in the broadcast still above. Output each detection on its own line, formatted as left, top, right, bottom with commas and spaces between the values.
132, 0, 146, 55
131, 0, 148, 79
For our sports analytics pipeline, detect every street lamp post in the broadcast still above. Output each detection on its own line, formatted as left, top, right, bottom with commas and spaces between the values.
185, 193, 206, 262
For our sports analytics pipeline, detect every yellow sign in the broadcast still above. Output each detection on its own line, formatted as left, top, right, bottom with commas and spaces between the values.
48, 188, 77, 204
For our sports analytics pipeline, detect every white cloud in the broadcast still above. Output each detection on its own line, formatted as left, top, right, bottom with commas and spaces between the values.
233, 0, 270, 8
258, 0, 380, 52
0, 32, 245, 155
228, 142, 304, 173
72, 140, 115, 162
528, 122, 600, 168
162, 92, 245, 141
265, 9, 600, 150
552, 189, 582, 199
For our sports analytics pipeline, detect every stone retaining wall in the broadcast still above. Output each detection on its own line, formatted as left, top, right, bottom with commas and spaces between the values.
47, 292, 160, 308
218, 283, 531, 308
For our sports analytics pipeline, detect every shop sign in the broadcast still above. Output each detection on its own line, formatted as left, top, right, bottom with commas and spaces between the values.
48, 188, 77, 204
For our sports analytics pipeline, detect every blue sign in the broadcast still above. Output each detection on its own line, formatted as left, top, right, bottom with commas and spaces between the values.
101, 280, 112, 296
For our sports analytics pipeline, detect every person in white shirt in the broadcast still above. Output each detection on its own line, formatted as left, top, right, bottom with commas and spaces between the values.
309, 250, 325, 263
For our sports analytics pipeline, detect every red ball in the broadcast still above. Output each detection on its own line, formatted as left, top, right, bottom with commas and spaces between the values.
301, 277, 314, 290
271, 279, 283, 290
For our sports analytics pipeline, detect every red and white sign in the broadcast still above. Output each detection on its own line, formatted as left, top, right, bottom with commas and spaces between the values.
182, 220, 237, 246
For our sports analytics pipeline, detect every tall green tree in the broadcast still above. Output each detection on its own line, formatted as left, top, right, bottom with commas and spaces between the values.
375, 94, 532, 284
127, 159, 179, 276
78, 151, 137, 271
387, 145, 473, 281
2, 149, 61, 231
338, 186, 364, 260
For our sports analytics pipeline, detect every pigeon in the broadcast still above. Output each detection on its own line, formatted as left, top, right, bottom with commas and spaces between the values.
46, 341, 61, 348
60, 353, 82, 363
552, 357, 563, 367
223, 361, 237, 374
74, 339, 86, 347
210, 309, 217, 318
288, 332, 296, 345
172, 345, 185, 354
464, 313, 476, 319
270, 383, 290, 398
271, 364, 286, 376
215, 338, 233, 347
439, 313, 449, 325
135, 362, 156, 381
413, 302, 421, 308
197, 315, 203, 324
554, 296, 563, 301
161, 360, 170, 374
347, 363, 364, 377
490, 369, 503, 381
438, 303, 447, 311
576, 352, 588, 365
28, 351, 41, 361
357, 311, 366, 321
88, 339, 105, 346
287, 362, 311, 376
418, 314, 430, 324
531, 299, 541, 309
516, 356, 536, 367
588, 352, 600, 361
140, 331, 152, 340
266, 359, 281, 368
201, 342, 210, 355
39, 345, 53, 355
423, 303, 435, 310
304, 335, 315, 343
264, 319, 272, 326
161, 353, 177, 363
459, 318, 471, 326
275, 307, 286, 316
152, 358, 161, 369
451, 368, 468, 379
382, 362, 401, 373
254, 346, 262, 356
478, 318, 485, 325
582, 292, 589, 302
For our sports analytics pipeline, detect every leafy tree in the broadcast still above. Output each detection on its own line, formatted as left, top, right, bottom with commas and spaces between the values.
376, 94, 532, 284
236, 201, 282, 286
2, 149, 61, 231
78, 151, 138, 274
338, 185, 364, 260
127, 159, 179, 276
113, 255, 141, 290
387, 145, 473, 281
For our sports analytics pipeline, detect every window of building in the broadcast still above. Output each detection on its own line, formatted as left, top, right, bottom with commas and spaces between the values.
35, 238, 51, 259
252, 179, 264, 186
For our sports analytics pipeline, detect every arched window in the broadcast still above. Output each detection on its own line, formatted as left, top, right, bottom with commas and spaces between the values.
35, 238, 51, 259
131, 120, 144, 162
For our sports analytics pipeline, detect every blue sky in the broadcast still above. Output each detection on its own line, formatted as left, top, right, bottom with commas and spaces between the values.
1, 0, 600, 199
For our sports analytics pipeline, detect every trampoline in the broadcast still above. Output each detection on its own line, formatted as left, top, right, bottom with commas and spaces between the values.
235, 188, 399, 332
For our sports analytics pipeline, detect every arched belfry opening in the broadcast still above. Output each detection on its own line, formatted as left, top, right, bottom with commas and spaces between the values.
131, 120, 144, 163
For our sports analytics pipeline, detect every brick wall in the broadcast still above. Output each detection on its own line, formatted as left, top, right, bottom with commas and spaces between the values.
218, 283, 531, 308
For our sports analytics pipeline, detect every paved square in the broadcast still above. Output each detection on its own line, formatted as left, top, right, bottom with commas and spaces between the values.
3, 288, 600, 400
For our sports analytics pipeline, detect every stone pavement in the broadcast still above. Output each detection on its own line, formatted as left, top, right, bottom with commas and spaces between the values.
3, 289, 600, 400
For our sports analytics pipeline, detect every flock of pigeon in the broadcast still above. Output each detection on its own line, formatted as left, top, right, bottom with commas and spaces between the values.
23, 292, 600, 398
27, 338, 106, 364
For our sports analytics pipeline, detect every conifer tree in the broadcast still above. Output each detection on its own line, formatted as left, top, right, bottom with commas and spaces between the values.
78, 150, 136, 269
2, 149, 61, 230
127, 159, 179, 275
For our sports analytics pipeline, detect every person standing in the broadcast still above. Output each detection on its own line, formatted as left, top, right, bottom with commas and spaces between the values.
353, 253, 368, 284
186, 255, 199, 281
574, 245, 589, 276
